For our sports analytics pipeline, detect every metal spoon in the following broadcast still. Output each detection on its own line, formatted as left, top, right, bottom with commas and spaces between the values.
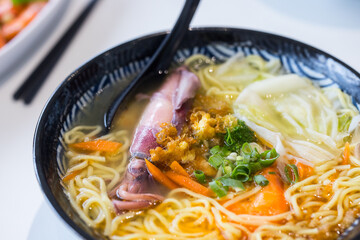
104, 0, 200, 131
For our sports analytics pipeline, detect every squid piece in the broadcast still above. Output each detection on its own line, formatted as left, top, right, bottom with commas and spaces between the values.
111, 66, 200, 213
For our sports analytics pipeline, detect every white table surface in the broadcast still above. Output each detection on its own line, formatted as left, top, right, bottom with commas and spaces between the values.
0, 0, 359, 239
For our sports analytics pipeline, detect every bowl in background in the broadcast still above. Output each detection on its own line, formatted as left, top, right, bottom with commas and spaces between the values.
33, 28, 360, 239
0, 0, 69, 78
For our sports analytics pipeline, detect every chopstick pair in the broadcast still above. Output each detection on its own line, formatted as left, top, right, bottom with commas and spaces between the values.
13, 0, 99, 104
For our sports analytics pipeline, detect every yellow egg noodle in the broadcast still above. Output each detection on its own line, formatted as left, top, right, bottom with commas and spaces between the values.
61, 54, 360, 239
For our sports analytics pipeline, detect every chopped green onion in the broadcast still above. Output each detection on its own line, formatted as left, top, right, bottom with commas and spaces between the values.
223, 165, 233, 176
261, 148, 278, 159
219, 147, 231, 156
210, 145, 221, 155
207, 139, 280, 197
268, 171, 276, 175
210, 145, 231, 157
219, 178, 245, 190
259, 158, 276, 167
223, 159, 233, 165
285, 164, 299, 184
250, 147, 260, 160
215, 166, 223, 179
208, 154, 223, 169
241, 142, 252, 155
194, 170, 206, 183
260, 149, 279, 166
224, 120, 256, 152
231, 165, 250, 182
254, 175, 269, 186
209, 180, 228, 198
225, 128, 234, 145
248, 161, 262, 174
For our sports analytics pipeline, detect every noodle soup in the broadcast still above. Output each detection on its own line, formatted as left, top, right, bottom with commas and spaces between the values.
61, 53, 360, 239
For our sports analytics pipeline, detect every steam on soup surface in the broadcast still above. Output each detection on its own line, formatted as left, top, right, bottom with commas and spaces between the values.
61, 53, 360, 239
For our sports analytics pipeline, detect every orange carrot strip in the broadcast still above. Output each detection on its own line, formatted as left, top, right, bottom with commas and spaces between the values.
296, 162, 314, 180
145, 159, 178, 190
170, 161, 190, 177
165, 171, 213, 197
62, 170, 81, 182
342, 142, 350, 165
226, 167, 289, 216
0, 30, 5, 48
0, 1, 22, 19
69, 139, 122, 154
2, 2, 46, 40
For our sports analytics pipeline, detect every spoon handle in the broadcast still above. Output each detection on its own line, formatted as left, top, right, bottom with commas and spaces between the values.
145, 0, 200, 72
104, 0, 200, 130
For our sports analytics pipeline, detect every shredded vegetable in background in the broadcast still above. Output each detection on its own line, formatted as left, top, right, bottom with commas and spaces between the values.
11, 0, 45, 5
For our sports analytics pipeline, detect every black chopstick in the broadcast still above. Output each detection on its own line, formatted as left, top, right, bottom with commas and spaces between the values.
13, 0, 99, 104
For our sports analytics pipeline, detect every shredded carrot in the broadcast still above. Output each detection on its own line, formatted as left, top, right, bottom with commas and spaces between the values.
0, 30, 5, 48
342, 142, 350, 165
62, 170, 81, 182
296, 162, 314, 180
145, 159, 178, 190
2, 2, 46, 40
165, 171, 214, 197
226, 167, 289, 216
69, 139, 122, 154
170, 161, 190, 177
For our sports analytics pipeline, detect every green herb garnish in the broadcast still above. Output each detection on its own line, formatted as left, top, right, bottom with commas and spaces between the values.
285, 164, 299, 184
209, 180, 228, 198
231, 165, 250, 182
260, 148, 279, 167
224, 120, 256, 152
254, 175, 269, 186
203, 121, 280, 197
194, 170, 206, 183
208, 154, 224, 169
219, 178, 245, 190
207, 142, 279, 197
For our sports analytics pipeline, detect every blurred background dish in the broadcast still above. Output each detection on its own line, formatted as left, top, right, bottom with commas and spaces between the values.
0, 0, 48, 47
0, 0, 68, 78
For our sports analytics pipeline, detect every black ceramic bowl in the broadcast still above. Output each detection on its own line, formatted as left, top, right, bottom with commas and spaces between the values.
34, 28, 360, 240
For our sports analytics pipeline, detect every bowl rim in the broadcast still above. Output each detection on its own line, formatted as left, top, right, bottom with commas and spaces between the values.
33, 27, 360, 240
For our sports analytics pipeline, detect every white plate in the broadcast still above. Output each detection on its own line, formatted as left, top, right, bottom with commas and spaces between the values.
0, 0, 69, 77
